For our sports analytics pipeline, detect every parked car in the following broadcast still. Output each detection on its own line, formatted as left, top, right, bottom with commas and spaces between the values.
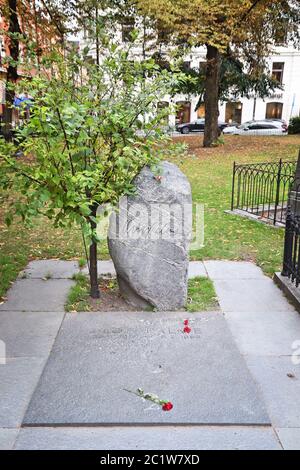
176, 118, 228, 134
223, 119, 288, 135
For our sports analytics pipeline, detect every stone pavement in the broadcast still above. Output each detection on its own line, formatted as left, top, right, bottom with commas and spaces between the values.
0, 259, 299, 450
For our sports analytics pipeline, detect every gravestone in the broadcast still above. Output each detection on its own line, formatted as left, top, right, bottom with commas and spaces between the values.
108, 162, 192, 311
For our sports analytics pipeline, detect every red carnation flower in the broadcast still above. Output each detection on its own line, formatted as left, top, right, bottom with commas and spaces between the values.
184, 320, 189, 326
162, 402, 173, 412
184, 326, 192, 334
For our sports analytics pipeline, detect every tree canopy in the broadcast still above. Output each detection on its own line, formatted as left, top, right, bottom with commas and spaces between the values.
136, 0, 300, 146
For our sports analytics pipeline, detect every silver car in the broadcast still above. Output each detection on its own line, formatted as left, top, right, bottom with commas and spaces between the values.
223, 119, 288, 135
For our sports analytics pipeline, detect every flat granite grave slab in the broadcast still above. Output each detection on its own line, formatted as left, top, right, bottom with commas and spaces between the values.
15, 426, 281, 450
23, 311, 270, 426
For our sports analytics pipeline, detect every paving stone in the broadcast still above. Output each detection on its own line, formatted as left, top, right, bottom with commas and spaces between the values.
0, 311, 64, 358
276, 428, 300, 450
247, 356, 300, 428
23, 311, 269, 426
0, 357, 46, 428
15, 426, 281, 450
225, 309, 300, 356
82, 261, 116, 277
213, 279, 295, 313
0, 429, 19, 450
21, 260, 79, 279
188, 262, 207, 278
0, 279, 74, 312
204, 261, 264, 280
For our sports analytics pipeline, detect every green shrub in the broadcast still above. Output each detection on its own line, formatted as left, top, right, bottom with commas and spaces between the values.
288, 117, 300, 134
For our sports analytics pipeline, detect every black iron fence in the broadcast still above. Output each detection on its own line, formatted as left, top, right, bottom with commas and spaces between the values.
282, 184, 300, 286
231, 159, 297, 226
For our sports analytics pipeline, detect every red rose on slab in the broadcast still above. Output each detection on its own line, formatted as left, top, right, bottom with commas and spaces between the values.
124, 388, 174, 413
162, 402, 174, 412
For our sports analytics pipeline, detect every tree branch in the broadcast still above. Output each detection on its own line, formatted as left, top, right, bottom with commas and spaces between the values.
241, 0, 264, 23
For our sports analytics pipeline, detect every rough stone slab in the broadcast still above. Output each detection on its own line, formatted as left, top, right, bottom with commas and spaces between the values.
82, 260, 116, 277
82, 261, 206, 279
0, 429, 19, 450
23, 311, 269, 426
0, 357, 46, 428
188, 262, 207, 278
276, 428, 300, 450
213, 279, 295, 313
225, 309, 300, 356
0, 311, 64, 358
204, 261, 264, 280
247, 356, 300, 428
21, 260, 79, 279
108, 162, 192, 311
15, 426, 281, 450
0, 279, 74, 312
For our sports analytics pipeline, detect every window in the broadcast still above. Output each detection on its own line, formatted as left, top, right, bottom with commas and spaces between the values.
272, 62, 284, 85
86, 55, 96, 65
197, 102, 205, 119
0, 38, 5, 64
182, 61, 191, 72
176, 101, 191, 124
122, 18, 135, 42
0, 80, 5, 106
157, 21, 172, 44
249, 123, 277, 130
225, 101, 243, 124
266, 102, 283, 119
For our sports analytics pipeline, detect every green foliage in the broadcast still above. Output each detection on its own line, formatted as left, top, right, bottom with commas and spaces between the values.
66, 273, 219, 313
173, 52, 280, 105
288, 117, 300, 135
0, 39, 184, 244
1, 134, 299, 301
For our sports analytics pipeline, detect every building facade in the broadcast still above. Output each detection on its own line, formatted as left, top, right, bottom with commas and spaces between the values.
80, 21, 300, 127
160, 44, 300, 127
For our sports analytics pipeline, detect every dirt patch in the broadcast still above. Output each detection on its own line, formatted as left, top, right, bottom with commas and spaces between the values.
172, 134, 300, 160
84, 278, 143, 312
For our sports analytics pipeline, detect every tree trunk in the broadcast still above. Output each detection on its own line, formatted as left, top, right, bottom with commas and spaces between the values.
203, 45, 221, 148
89, 205, 100, 299
3, 0, 21, 141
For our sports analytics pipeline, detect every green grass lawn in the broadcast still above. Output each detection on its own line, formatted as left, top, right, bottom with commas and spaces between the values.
171, 134, 300, 277
66, 274, 218, 312
1, 134, 300, 301
187, 277, 219, 312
